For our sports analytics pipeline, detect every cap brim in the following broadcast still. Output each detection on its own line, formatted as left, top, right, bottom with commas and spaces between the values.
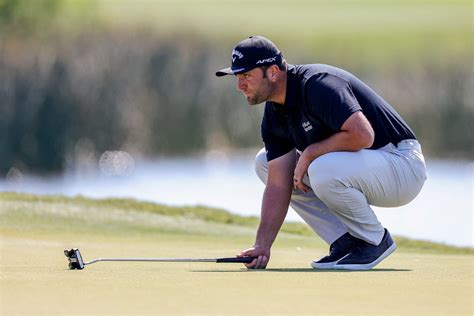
215, 67, 233, 77
215, 67, 250, 77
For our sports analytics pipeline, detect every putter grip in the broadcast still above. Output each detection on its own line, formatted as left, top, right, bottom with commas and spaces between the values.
216, 257, 257, 263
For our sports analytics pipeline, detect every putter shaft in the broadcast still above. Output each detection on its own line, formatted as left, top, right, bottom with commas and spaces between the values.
65, 248, 256, 269
85, 258, 218, 265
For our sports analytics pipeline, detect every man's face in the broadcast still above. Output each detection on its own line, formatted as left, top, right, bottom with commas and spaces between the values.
236, 67, 273, 105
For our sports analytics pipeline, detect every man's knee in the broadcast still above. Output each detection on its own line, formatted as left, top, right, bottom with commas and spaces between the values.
255, 148, 268, 184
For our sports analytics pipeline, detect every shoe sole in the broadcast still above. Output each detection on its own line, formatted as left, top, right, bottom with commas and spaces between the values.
311, 261, 337, 269
333, 242, 397, 271
311, 253, 351, 270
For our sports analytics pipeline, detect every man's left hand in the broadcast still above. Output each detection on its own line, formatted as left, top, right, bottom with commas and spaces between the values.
238, 245, 270, 269
293, 153, 312, 192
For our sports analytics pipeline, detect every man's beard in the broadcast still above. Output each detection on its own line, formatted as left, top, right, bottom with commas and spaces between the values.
246, 95, 266, 105
246, 80, 273, 105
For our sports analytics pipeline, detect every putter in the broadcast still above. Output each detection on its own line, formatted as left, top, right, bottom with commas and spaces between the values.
64, 248, 257, 270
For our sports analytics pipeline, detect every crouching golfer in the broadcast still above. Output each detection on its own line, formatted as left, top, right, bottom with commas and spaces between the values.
215, 36, 426, 270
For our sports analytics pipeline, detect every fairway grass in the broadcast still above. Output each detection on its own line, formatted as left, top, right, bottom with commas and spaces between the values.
1, 193, 473, 315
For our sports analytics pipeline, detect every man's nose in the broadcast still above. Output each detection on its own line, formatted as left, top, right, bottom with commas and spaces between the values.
237, 78, 246, 91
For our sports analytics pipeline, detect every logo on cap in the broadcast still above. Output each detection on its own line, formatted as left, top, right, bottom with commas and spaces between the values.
232, 49, 244, 62
256, 56, 277, 64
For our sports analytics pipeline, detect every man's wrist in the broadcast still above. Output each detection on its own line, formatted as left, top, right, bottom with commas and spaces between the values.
302, 144, 319, 163
254, 241, 272, 251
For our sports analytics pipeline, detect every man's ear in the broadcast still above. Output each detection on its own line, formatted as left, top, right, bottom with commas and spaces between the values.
269, 64, 279, 81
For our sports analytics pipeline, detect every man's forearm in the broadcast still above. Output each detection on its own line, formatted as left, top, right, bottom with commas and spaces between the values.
303, 112, 375, 162
255, 183, 293, 249
303, 131, 357, 163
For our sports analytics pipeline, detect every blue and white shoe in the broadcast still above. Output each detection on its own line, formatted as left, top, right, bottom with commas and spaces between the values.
311, 232, 362, 269
333, 229, 397, 271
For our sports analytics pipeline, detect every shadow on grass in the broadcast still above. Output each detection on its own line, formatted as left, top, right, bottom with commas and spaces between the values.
191, 268, 412, 273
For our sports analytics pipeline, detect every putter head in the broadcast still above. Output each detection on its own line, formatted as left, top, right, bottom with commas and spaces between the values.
64, 248, 85, 270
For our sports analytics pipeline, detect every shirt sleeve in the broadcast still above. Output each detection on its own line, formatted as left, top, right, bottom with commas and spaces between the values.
261, 113, 294, 161
305, 74, 362, 131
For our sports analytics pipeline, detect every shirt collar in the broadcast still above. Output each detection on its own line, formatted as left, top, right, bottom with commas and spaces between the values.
283, 64, 298, 110
267, 64, 298, 113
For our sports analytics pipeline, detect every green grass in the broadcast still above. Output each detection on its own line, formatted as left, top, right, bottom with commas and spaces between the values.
1, 192, 473, 315
1, 192, 472, 255
2, 234, 473, 316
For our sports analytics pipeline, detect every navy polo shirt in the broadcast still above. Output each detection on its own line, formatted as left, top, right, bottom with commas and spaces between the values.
261, 64, 416, 161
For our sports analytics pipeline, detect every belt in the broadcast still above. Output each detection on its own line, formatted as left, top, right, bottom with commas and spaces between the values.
397, 139, 421, 152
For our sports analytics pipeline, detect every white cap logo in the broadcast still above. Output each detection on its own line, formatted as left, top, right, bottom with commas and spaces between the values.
256, 56, 277, 64
232, 49, 244, 62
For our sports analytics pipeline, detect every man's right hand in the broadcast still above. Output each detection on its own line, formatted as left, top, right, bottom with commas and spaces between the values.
237, 150, 295, 270
238, 245, 270, 269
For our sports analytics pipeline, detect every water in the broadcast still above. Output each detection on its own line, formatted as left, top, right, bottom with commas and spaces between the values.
1, 153, 472, 248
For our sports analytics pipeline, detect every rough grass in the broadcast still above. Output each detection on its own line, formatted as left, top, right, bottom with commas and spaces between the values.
1, 192, 472, 255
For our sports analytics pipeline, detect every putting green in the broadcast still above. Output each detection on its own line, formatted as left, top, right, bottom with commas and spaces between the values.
1, 193, 473, 315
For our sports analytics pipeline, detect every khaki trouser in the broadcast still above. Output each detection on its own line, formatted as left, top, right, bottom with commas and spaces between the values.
255, 140, 427, 245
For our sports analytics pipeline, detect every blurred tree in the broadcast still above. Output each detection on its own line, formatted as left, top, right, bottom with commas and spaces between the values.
0, 0, 62, 33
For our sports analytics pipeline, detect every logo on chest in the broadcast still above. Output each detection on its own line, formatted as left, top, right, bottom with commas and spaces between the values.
302, 121, 313, 132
